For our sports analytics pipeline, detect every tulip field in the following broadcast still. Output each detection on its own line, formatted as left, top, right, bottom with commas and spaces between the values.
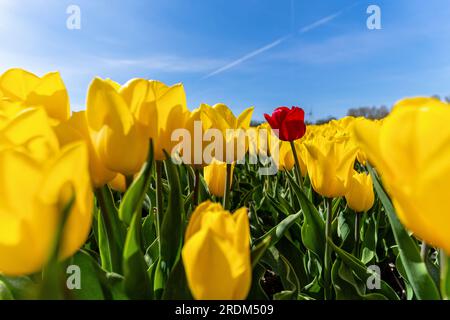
1, 68, 449, 301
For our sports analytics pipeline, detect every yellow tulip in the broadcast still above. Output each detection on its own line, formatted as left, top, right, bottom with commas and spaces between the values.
0, 108, 93, 275
304, 135, 357, 198
353, 97, 450, 253
55, 111, 116, 187
182, 201, 251, 300
172, 107, 212, 168
0, 68, 70, 123
86, 77, 149, 176
278, 141, 307, 175
345, 171, 374, 212
201, 103, 254, 163
203, 159, 234, 198
119, 78, 189, 161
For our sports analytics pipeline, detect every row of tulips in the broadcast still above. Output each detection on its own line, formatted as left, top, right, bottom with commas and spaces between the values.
0, 68, 449, 300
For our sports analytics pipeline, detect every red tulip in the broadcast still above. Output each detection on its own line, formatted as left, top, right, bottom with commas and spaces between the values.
264, 106, 306, 141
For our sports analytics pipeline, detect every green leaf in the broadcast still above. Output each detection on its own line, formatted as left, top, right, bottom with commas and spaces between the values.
142, 213, 156, 251
361, 215, 377, 264
119, 141, 154, 225
332, 260, 388, 300
251, 212, 301, 267
251, 236, 272, 269
276, 237, 308, 290
159, 155, 184, 274
0, 280, 13, 300
275, 255, 300, 300
328, 239, 399, 300
287, 174, 325, 262
122, 142, 154, 299
122, 207, 152, 299
95, 186, 126, 274
368, 165, 440, 300
0, 275, 38, 300
441, 253, 450, 300
161, 258, 193, 300
247, 263, 269, 300
68, 250, 105, 299
96, 207, 113, 272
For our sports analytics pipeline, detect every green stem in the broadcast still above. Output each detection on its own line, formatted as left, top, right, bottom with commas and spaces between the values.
193, 168, 200, 207
223, 163, 233, 210
324, 197, 333, 300
290, 141, 303, 189
156, 160, 164, 222
354, 212, 360, 259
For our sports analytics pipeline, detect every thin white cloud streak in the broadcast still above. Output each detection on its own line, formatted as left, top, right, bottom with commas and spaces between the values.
202, 35, 291, 79
298, 11, 343, 33
203, 2, 360, 79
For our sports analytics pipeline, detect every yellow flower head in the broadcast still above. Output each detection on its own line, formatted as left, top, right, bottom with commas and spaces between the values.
304, 135, 357, 198
201, 103, 254, 163
182, 201, 251, 300
203, 159, 234, 198
345, 171, 375, 212
86, 77, 149, 176
353, 97, 450, 253
0, 107, 93, 275
0, 68, 70, 123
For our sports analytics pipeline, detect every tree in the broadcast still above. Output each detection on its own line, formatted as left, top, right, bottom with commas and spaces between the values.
347, 106, 389, 119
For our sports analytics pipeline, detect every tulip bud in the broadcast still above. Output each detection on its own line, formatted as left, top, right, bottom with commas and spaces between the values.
182, 201, 251, 300
201, 103, 254, 163
86, 77, 149, 176
345, 171, 374, 212
203, 160, 233, 198
304, 135, 357, 198
264, 106, 306, 142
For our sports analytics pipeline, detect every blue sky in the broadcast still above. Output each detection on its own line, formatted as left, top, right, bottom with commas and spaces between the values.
1, 0, 450, 122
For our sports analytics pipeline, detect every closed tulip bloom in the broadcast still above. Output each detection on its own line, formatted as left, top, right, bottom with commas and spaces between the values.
264, 106, 306, 142
173, 107, 211, 168
0, 108, 93, 275
119, 78, 189, 161
86, 78, 149, 176
55, 111, 116, 187
182, 201, 251, 300
0, 68, 70, 123
201, 103, 254, 163
304, 136, 357, 198
203, 159, 234, 198
353, 97, 450, 253
345, 171, 375, 212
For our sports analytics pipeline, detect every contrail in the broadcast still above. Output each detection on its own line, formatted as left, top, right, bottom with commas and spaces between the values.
202, 35, 292, 79
202, 2, 359, 79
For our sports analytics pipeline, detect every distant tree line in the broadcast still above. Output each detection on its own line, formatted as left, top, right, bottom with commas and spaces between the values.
257, 95, 449, 126
346, 105, 389, 119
